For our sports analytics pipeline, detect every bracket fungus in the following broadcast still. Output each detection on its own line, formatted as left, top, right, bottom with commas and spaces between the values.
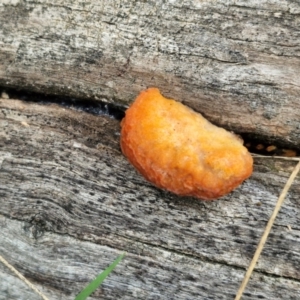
120, 88, 253, 200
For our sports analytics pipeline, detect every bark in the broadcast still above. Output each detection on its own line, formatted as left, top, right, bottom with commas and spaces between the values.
1, 97, 300, 299
1, 0, 300, 147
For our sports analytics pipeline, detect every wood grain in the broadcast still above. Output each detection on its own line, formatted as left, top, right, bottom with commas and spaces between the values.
1, 98, 300, 299
1, 0, 300, 147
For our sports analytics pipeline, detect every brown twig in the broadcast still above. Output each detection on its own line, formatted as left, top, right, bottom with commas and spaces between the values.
252, 154, 300, 161
0, 254, 49, 300
235, 160, 300, 300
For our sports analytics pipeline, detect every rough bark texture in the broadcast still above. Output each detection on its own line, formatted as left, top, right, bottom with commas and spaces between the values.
1, 97, 300, 299
1, 0, 300, 147
1, 0, 300, 299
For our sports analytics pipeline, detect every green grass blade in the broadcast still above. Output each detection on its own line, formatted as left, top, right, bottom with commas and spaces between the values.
75, 253, 125, 300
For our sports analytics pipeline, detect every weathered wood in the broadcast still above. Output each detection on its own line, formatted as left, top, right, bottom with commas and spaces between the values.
1, 0, 300, 147
1, 98, 300, 299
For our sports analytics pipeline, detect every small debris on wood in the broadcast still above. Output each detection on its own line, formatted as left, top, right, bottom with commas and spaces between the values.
1, 91, 9, 99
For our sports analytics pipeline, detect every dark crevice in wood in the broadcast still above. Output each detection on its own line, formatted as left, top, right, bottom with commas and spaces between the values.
240, 132, 300, 157
0, 86, 125, 121
1, 86, 299, 157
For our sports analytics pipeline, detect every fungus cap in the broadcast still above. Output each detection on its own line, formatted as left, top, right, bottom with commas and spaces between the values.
120, 88, 253, 200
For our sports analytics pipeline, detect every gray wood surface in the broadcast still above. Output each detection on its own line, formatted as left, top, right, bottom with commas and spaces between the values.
1, 0, 300, 147
1, 98, 300, 299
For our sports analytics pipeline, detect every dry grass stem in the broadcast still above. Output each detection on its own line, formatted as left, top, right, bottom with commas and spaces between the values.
252, 154, 300, 161
235, 160, 300, 300
0, 254, 49, 300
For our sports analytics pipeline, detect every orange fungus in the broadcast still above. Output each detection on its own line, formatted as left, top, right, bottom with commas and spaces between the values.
120, 88, 253, 200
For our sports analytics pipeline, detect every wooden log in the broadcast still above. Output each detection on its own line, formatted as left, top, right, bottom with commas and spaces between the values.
1, 0, 300, 147
0, 97, 300, 299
